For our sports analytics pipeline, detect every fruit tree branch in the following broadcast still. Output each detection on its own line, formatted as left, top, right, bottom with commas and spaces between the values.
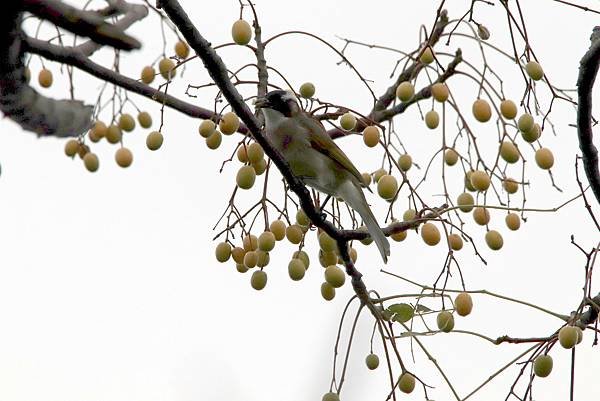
577, 27, 600, 206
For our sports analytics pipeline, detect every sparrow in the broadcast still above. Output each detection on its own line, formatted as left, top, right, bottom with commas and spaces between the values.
254, 90, 390, 263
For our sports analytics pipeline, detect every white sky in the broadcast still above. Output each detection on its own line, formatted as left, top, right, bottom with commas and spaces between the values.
0, 1, 599, 401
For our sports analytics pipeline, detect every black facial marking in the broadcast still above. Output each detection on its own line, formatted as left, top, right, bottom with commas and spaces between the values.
265, 90, 298, 117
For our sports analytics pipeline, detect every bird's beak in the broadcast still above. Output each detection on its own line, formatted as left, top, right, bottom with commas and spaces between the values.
253, 96, 270, 109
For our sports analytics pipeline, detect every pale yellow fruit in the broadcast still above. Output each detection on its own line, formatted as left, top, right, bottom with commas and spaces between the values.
215, 242, 232, 262
64, 139, 79, 157
105, 124, 122, 144
534, 355, 553, 377
269, 220, 286, 241
403, 209, 417, 222
146, 131, 164, 151
198, 120, 216, 138
252, 159, 267, 175
321, 282, 336, 301
258, 231, 276, 252
503, 178, 519, 194
250, 270, 267, 290
398, 154, 412, 172
448, 233, 463, 251
243, 235, 258, 252
288, 259, 306, 281
91, 121, 107, 141
396, 81, 414, 102
421, 223, 440, 246
473, 207, 490, 226
455, 292, 473, 316
141, 66, 155, 84
485, 230, 503, 250
391, 230, 407, 242
321, 392, 339, 401
500, 141, 520, 164
77, 143, 90, 159
558, 326, 578, 349
365, 353, 379, 370
174, 40, 189, 59
158, 58, 176, 79
377, 175, 398, 200
398, 372, 416, 394
137, 111, 152, 129
373, 168, 386, 183
425, 110, 439, 129
236, 165, 256, 189
256, 250, 269, 268
575, 326, 584, 344
319, 251, 338, 268
522, 122, 540, 143
232, 20, 252, 45
296, 209, 310, 227
525, 61, 544, 81
236, 263, 249, 273
38, 69, 53, 88
246, 143, 264, 163
340, 112, 357, 131
361, 172, 372, 186
231, 247, 245, 264
431, 82, 449, 102
319, 231, 337, 253
324, 265, 345, 288
206, 130, 222, 149
465, 171, 476, 192
243, 251, 258, 268
118, 114, 135, 132
299, 82, 315, 98
517, 113, 534, 133
285, 225, 303, 244
505, 213, 520, 231
420, 46, 434, 64
444, 148, 459, 166
219, 112, 240, 135
500, 99, 517, 119
535, 148, 554, 170
470, 170, 491, 192
349, 247, 358, 263
363, 126, 380, 148
437, 310, 455, 332
472, 99, 492, 122
457, 192, 475, 213
115, 147, 133, 168
292, 250, 310, 268
83, 153, 99, 172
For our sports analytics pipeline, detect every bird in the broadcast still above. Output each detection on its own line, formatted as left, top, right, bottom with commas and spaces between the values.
254, 89, 390, 263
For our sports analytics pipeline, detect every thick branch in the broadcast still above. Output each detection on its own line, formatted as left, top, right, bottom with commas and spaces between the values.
577, 27, 600, 206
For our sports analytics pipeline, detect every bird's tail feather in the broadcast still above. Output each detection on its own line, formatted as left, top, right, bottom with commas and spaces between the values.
340, 181, 390, 263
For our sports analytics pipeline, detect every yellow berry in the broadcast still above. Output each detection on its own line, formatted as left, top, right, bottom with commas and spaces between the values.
256, 250, 269, 268
250, 270, 267, 290
420, 46, 434, 64
90, 121, 107, 141
299, 82, 315, 98
534, 355, 553, 377
448, 233, 463, 250
465, 171, 476, 192
292, 250, 310, 268
146, 131, 164, 151
206, 130, 222, 149
137, 111, 152, 129
118, 113, 135, 132
431, 82, 449, 102
470, 170, 491, 192
243, 234, 258, 252
64, 139, 79, 157
38, 69, 53, 88
505, 213, 520, 231
322, 393, 339, 401
258, 231, 276, 252
377, 174, 398, 200
363, 126, 380, 148
472, 99, 492, 122
473, 207, 490, 226
269, 220, 286, 241
455, 292, 473, 316
517, 113, 534, 133
231, 247, 245, 264
141, 66, 155, 84
398, 372, 416, 394
437, 310, 454, 332
500, 99, 517, 119
243, 251, 258, 268
340, 112, 356, 131
319, 231, 337, 253
246, 142, 264, 163
199, 120, 216, 138
115, 147, 133, 168
219, 112, 240, 135
236, 165, 256, 189
373, 168, 386, 183
525, 61, 544, 81
83, 153, 99, 172
232, 20, 252, 45
535, 148, 554, 170
503, 178, 519, 194
444, 148, 459, 166
558, 326, 578, 349
288, 259, 306, 281
158, 58, 176, 79
403, 209, 417, 221
321, 282, 336, 301
391, 230, 407, 242
215, 242, 232, 262
485, 230, 503, 250
252, 159, 267, 175
285, 225, 303, 244
365, 354, 379, 370
174, 40, 190, 59
236, 263, 249, 273
457, 192, 475, 213
421, 223, 440, 246
396, 81, 414, 102
324, 265, 345, 288
296, 209, 310, 227
105, 124, 122, 144
398, 154, 412, 172
500, 141, 520, 164
319, 250, 338, 267
425, 110, 439, 129
522, 123, 541, 143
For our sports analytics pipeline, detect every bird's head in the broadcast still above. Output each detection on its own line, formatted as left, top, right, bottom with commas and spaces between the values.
254, 90, 300, 118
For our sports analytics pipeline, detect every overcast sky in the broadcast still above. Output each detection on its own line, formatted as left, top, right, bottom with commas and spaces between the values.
0, 1, 599, 401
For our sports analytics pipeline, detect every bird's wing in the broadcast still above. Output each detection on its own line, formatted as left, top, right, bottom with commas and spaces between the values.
299, 113, 364, 185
